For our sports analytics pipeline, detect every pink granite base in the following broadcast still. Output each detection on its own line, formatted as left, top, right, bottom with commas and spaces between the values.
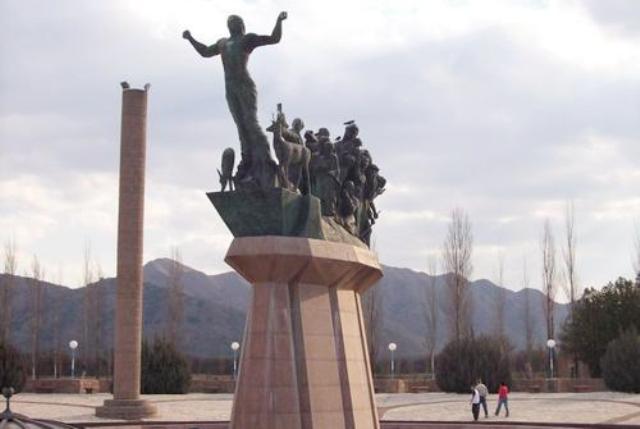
224, 236, 383, 429
95, 399, 157, 420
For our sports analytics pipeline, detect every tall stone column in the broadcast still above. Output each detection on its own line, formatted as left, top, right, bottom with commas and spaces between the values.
226, 236, 382, 429
96, 82, 156, 420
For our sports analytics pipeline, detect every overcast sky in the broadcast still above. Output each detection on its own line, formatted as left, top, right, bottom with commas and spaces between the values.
1, 0, 639, 294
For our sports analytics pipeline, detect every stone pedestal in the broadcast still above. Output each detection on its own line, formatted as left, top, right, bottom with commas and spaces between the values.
96, 399, 157, 420
226, 236, 382, 429
96, 83, 156, 420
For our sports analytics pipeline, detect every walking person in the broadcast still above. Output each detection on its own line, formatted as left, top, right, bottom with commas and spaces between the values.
470, 385, 481, 421
475, 379, 489, 418
495, 381, 510, 417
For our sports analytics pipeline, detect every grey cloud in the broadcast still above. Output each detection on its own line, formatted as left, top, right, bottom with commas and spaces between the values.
1, 1, 639, 289
581, 0, 640, 37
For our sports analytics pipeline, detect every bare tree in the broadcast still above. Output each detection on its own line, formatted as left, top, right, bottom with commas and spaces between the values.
361, 283, 382, 374
520, 256, 537, 379
561, 201, 581, 377
1, 239, 18, 343
521, 257, 534, 355
634, 222, 640, 286
94, 262, 105, 378
82, 243, 96, 375
541, 220, 557, 342
423, 255, 439, 377
493, 252, 507, 339
30, 255, 45, 379
442, 208, 473, 343
51, 266, 63, 378
166, 247, 185, 347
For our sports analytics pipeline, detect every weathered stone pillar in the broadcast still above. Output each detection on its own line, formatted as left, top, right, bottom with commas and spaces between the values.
96, 82, 156, 420
226, 236, 382, 429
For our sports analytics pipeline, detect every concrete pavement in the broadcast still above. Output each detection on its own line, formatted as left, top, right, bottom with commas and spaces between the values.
8, 392, 640, 426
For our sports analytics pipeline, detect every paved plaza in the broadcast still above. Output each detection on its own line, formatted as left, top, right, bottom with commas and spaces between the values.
8, 392, 640, 426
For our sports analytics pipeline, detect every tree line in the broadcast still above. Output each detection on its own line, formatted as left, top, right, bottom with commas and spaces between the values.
0, 242, 187, 381
362, 203, 640, 392
2, 205, 639, 392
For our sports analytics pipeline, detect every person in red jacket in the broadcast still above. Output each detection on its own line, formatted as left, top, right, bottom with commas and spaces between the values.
495, 381, 510, 417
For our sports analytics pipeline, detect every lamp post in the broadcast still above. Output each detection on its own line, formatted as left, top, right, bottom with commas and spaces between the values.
546, 339, 556, 379
69, 340, 78, 378
231, 342, 240, 379
388, 342, 397, 378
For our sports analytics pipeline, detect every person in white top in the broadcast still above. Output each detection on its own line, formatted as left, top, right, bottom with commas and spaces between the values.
475, 379, 489, 418
470, 385, 481, 421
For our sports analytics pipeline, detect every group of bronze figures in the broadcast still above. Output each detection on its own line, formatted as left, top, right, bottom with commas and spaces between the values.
307, 116, 386, 246
185, 12, 384, 245
220, 104, 386, 245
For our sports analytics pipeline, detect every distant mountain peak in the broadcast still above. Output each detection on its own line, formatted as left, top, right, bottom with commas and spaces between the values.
4, 259, 569, 359
144, 258, 198, 277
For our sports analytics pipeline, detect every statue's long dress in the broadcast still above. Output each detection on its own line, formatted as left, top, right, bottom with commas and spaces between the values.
224, 70, 276, 189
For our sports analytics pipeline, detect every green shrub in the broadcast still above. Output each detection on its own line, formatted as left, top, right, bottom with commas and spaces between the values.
0, 341, 26, 393
561, 278, 640, 377
435, 335, 512, 393
601, 329, 640, 393
141, 337, 191, 394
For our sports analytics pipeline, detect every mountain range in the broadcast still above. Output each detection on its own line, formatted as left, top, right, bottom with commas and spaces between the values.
0, 258, 568, 361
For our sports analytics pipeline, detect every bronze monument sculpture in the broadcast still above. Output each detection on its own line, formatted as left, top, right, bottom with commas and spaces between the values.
184, 12, 385, 246
184, 13, 385, 429
184, 12, 287, 190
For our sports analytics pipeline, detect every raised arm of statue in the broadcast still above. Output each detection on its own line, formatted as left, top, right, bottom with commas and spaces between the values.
183, 30, 221, 58
244, 11, 287, 52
